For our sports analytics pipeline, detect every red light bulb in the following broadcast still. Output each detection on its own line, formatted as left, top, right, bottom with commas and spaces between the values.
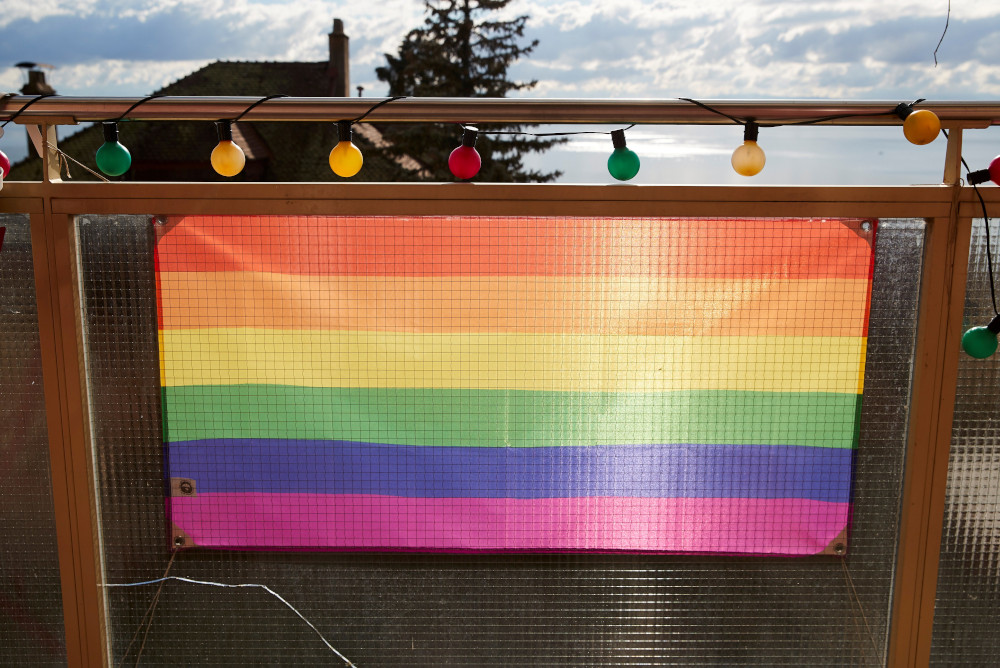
449, 128, 481, 180
0, 149, 10, 179
967, 155, 1000, 187
989, 156, 1000, 185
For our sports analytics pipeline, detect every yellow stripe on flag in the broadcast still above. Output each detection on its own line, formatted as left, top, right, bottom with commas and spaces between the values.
160, 328, 868, 394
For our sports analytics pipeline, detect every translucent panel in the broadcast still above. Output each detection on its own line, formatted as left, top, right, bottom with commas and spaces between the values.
931, 219, 1000, 664
0, 214, 67, 665
80, 215, 922, 666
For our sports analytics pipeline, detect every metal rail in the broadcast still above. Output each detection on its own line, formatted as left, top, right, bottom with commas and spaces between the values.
1, 95, 1000, 126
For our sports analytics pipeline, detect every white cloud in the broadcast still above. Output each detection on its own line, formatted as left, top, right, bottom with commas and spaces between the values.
0, 0, 100, 29
2, 0, 997, 101
57, 59, 213, 95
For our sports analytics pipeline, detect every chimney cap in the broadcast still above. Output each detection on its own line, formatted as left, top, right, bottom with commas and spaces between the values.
15, 61, 53, 70
333, 18, 344, 34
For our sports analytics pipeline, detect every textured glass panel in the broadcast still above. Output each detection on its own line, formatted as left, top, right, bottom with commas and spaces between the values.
0, 214, 67, 665
82, 215, 921, 666
931, 219, 1000, 664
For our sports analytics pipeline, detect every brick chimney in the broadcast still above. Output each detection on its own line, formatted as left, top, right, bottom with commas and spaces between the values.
18, 66, 56, 156
21, 68, 55, 96
328, 18, 349, 97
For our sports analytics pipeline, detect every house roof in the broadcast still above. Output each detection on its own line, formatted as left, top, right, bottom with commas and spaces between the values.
9, 61, 422, 182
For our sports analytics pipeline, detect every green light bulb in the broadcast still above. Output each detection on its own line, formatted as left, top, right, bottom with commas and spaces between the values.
962, 315, 1000, 359
607, 129, 640, 181
95, 122, 131, 176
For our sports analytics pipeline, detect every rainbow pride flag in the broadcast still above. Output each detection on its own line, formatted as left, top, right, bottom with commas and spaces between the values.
158, 215, 874, 555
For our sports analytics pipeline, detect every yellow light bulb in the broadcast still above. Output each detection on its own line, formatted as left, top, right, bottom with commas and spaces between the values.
903, 109, 940, 145
732, 140, 765, 177
328, 120, 364, 178
210, 122, 246, 177
329, 141, 363, 177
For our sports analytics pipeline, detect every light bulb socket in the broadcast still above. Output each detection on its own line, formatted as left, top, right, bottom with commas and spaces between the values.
894, 103, 913, 120
743, 121, 759, 143
611, 129, 627, 150
969, 169, 992, 186
462, 128, 478, 147
102, 122, 119, 143
338, 120, 353, 142
216, 120, 234, 142
987, 314, 1000, 334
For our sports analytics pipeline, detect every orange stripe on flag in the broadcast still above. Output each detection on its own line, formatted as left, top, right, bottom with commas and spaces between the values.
157, 272, 872, 337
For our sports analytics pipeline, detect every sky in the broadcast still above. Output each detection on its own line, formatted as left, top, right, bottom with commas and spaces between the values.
1, 0, 999, 184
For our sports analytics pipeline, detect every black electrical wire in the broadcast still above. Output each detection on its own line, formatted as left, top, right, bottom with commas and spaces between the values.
678, 98, 745, 125
230, 94, 289, 123
460, 123, 636, 138
679, 97, 926, 128
350, 96, 407, 124
934, 0, 951, 66
971, 181, 998, 316
1, 93, 57, 128
106, 94, 167, 123
943, 128, 999, 317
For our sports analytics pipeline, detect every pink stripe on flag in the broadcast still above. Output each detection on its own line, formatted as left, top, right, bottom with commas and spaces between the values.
169, 494, 848, 555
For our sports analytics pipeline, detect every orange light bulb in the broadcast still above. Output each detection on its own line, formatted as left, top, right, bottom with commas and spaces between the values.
731, 121, 765, 177
895, 103, 940, 145
211, 121, 246, 177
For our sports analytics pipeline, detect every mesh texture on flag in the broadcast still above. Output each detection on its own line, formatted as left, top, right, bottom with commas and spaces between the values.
157, 215, 874, 555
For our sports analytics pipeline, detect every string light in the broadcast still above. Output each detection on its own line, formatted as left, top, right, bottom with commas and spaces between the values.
731, 121, 765, 177
209, 94, 287, 178
448, 127, 481, 180
0, 94, 55, 189
967, 156, 1000, 187
211, 120, 246, 177
0, 94, 956, 183
329, 121, 363, 178
92, 94, 163, 177
963, 315, 1000, 358
467, 122, 636, 183
894, 102, 940, 145
327, 96, 407, 179
95, 122, 131, 176
957, 134, 1000, 359
607, 129, 640, 181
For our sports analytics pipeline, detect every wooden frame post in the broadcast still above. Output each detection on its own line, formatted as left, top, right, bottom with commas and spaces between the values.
887, 128, 971, 666
2, 174, 997, 667
29, 125, 109, 666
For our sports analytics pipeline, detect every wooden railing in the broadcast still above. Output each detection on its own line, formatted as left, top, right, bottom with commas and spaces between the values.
2, 96, 999, 666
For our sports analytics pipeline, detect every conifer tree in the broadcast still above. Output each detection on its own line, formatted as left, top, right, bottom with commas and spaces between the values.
376, 0, 563, 182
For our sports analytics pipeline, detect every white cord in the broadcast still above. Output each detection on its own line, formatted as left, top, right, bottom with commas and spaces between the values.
105, 576, 355, 666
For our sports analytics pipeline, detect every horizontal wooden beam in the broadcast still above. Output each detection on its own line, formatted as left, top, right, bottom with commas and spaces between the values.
2, 96, 1000, 126
1, 181, 958, 201
4, 181, 996, 218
